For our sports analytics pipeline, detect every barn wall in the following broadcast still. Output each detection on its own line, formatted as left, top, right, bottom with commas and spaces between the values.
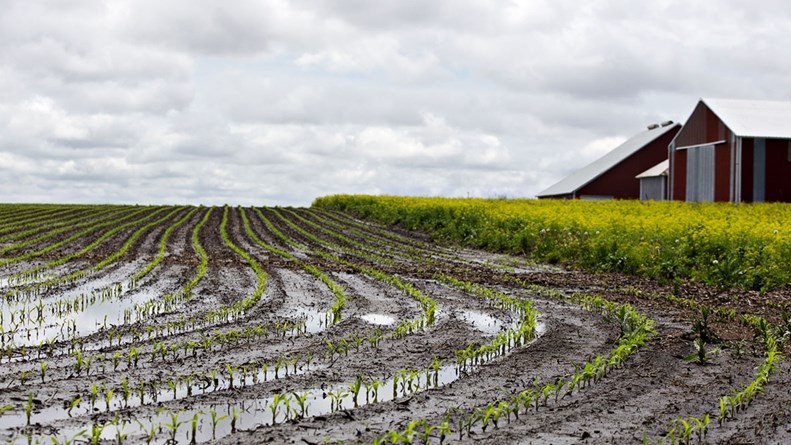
672, 101, 735, 202
741, 138, 754, 202
674, 102, 708, 148
672, 148, 687, 200
764, 139, 791, 202
714, 143, 731, 201
578, 127, 677, 199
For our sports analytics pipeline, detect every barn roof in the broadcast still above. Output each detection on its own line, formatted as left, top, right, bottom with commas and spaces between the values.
537, 123, 680, 198
636, 159, 669, 179
702, 98, 791, 139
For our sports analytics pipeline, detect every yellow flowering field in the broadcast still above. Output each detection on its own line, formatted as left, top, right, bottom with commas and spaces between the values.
313, 195, 791, 290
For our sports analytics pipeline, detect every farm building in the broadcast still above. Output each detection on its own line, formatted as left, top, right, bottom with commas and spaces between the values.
636, 159, 669, 201
670, 98, 791, 202
537, 122, 681, 200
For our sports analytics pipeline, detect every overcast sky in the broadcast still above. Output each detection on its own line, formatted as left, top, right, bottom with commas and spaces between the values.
1, 1, 790, 206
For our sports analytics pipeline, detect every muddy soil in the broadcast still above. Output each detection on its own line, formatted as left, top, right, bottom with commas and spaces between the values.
0, 206, 789, 445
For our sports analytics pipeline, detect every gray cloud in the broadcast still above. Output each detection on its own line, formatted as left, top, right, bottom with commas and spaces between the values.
1, 0, 790, 205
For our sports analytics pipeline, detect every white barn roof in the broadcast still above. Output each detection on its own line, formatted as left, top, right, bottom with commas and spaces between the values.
537, 123, 680, 198
702, 98, 791, 139
636, 159, 669, 179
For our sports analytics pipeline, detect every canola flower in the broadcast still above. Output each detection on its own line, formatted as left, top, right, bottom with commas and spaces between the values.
313, 195, 791, 291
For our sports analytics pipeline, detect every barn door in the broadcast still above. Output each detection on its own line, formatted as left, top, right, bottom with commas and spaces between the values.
685, 145, 715, 202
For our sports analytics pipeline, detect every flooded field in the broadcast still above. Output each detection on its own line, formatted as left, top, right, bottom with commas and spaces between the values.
0, 204, 788, 444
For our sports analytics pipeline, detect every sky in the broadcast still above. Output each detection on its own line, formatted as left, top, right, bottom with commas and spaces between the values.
1, 1, 790, 206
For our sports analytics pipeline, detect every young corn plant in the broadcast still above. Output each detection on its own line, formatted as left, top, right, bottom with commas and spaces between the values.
291, 391, 309, 419
209, 406, 227, 439
269, 393, 285, 424
67, 396, 81, 417
348, 376, 363, 407
39, 361, 47, 383
163, 411, 185, 442
24, 392, 33, 426
189, 411, 202, 445
327, 389, 348, 412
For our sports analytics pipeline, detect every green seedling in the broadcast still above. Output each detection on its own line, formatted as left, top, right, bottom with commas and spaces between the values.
675, 418, 693, 444
121, 377, 131, 407
189, 411, 202, 445
90, 383, 99, 408
269, 393, 285, 424
73, 350, 84, 375
167, 379, 178, 399
327, 389, 348, 411
684, 337, 717, 365
113, 351, 122, 371
140, 420, 160, 445
24, 392, 33, 426
692, 414, 710, 442
348, 376, 363, 407
292, 391, 309, 419
104, 388, 114, 412
231, 407, 239, 433
19, 369, 30, 385
209, 406, 227, 439
67, 396, 81, 417
438, 418, 452, 445
39, 362, 47, 383
163, 411, 184, 442
90, 422, 107, 445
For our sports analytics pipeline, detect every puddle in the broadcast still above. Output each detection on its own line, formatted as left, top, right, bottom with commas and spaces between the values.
0, 277, 179, 351
458, 309, 509, 335
360, 313, 396, 326
289, 306, 336, 333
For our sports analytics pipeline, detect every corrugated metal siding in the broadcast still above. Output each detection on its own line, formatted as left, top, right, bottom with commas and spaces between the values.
742, 138, 754, 202
686, 145, 715, 202
639, 177, 666, 200
715, 143, 731, 201
753, 138, 766, 202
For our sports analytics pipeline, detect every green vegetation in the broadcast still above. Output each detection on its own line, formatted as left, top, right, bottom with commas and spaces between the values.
314, 195, 791, 290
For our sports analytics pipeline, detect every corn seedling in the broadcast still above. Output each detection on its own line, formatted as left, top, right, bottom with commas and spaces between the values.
89, 383, 99, 408
231, 407, 239, 433
90, 422, 107, 445
189, 411, 202, 445
327, 389, 348, 412
39, 362, 47, 383
65, 397, 82, 419
292, 391, 309, 418
348, 376, 363, 407
163, 411, 185, 442
104, 388, 114, 411
209, 406, 227, 439
24, 392, 33, 426
269, 393, 285, 424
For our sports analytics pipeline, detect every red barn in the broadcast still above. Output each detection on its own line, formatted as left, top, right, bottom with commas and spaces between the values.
670, 98, 791, 202
537, 122, 680, 199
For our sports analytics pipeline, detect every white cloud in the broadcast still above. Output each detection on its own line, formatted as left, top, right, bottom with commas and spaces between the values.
0, 0, 790, 205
